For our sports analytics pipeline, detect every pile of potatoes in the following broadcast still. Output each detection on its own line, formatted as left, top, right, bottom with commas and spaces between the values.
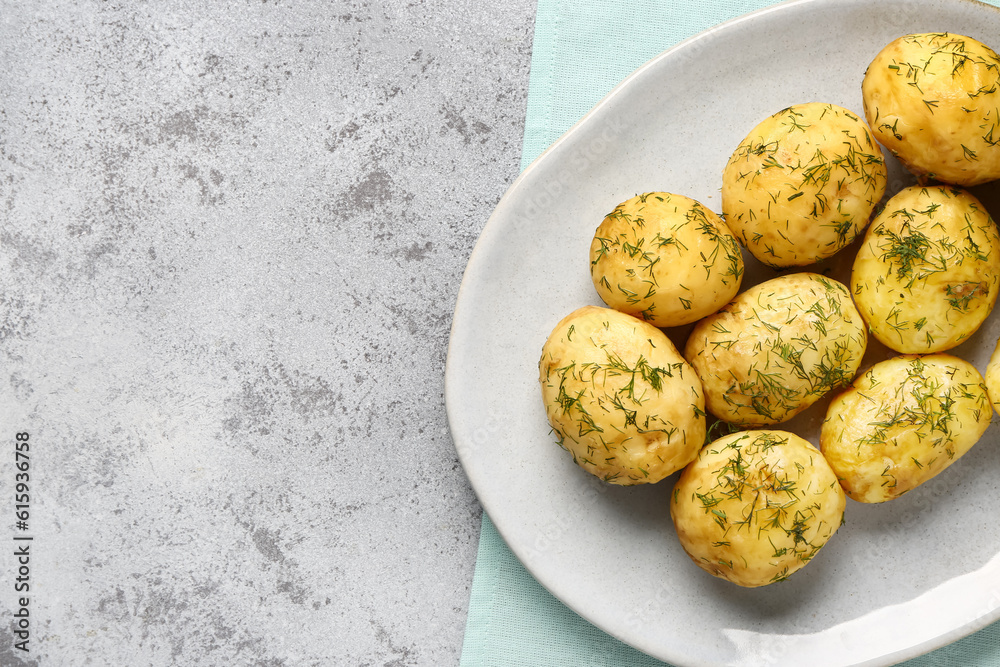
538, 32, 1000, 587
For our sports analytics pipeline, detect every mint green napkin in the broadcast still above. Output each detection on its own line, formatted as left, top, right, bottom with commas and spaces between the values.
461, 1, 1000, 665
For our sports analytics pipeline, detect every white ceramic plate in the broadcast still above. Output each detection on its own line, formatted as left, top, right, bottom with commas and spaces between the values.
446, 1, 1000, 665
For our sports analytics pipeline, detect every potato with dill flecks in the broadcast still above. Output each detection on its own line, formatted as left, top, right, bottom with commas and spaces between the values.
721, 102, 887, 268
684, 273, 867, 427
862, 32, 1000, 187
986, 337, 1000, 414
589, 192, 744, 328
538, 305, 706, 485
670, 430, 845, 587
851, 185, 1000, 354
820, 354, 991, 503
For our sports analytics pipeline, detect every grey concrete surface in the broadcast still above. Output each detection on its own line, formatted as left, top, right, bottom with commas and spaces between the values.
0, 1, 536, 664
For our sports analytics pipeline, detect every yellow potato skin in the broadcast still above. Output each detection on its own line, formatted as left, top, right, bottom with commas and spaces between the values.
851, 185, 1000, 354
721, 102, 887, 268
671, 430, 845, 587
684, 273, 867, 426
538, 306, 706, 485
986, 337, 1000, 413
862, 33, 1000, 186
820, 354, 991, 503
589, 192, 743, 327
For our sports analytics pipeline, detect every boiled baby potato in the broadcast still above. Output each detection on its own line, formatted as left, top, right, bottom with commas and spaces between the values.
821, 354, 991, 503
851, 185, 1000, 353
684, 273, 867, 426
589, 192, 744, 328
538, 305, 706, 485
862, 32, 1000, 186
721, 102, 887, 268
671, 430, 845, 587
984, 336, 1000, 414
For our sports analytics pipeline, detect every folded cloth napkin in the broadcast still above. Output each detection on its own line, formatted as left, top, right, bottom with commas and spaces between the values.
461, 1, 1000, 665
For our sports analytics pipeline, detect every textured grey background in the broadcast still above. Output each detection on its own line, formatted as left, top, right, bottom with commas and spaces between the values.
0, 0, 536, 664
